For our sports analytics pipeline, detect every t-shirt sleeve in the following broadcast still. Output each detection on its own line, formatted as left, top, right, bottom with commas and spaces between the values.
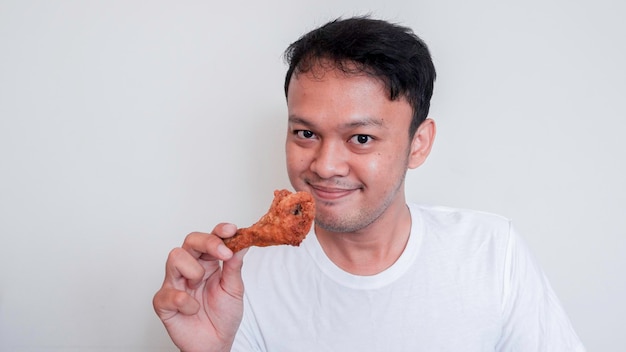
495, 224, 586, 351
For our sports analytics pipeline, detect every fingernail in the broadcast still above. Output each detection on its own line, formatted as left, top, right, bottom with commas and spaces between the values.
217, 244, 233, 258
223, 223, 237, 234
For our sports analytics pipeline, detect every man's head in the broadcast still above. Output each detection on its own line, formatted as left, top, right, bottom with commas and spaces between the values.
283, 16, 436, 138
283, 17, 437, 234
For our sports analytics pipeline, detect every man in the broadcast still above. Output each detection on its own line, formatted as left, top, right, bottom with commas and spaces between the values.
153, 17, 585, 351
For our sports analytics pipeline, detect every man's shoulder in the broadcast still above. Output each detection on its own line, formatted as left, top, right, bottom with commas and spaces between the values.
408, 203, 513, 240
410, 203, 510, 224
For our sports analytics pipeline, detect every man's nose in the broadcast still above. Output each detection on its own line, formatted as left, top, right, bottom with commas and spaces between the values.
309, 140, 349, 179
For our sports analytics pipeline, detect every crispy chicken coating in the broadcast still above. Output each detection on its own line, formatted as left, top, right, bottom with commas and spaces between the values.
223, 189, 315, 252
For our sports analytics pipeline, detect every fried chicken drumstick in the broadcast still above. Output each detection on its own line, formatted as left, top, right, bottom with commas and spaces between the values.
223, 189, 315, 252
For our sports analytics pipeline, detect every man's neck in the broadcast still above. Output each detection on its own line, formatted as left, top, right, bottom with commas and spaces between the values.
315, 201, 412, 276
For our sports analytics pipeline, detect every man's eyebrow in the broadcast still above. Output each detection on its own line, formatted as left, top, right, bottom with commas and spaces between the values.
343, 117, 385, 129
288, 115, 315, 127
288, 115, 385, 129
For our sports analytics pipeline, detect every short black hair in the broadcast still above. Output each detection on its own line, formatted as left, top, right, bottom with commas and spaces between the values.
283, 16, 436, 137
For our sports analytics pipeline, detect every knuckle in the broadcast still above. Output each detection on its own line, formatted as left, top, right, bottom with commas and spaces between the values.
183, 231, 213, 247
183, 231, 200, 243
167, 247, 184, 262
172, 290, 189, 307
152, 290, 163, 309
152, 288, 170, 312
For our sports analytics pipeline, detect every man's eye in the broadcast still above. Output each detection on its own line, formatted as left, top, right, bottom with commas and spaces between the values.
350, 134, 372, 144
296, 130, 315, 139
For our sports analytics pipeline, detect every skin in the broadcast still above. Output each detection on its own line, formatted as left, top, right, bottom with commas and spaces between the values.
153, 224, 248, 352
286, 65, 435, 275
153, 62, 435, 351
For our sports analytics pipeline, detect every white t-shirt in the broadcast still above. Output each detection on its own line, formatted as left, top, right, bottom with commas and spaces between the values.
232, 204, 585, 351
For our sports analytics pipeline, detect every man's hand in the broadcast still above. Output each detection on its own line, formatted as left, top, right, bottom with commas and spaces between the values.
153, 223, 248, 352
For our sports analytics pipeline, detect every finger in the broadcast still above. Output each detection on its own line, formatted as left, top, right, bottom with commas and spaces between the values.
153, 287, 201, 319
182, 231, 231, 261
165, 247, 206, 289
183, 225, 237, 261
212, 222, 238, 239
220, 248, 249, 299
206, 223, 239, 260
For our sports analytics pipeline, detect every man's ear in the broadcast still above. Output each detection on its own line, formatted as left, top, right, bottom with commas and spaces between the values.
408, 118, 436, 169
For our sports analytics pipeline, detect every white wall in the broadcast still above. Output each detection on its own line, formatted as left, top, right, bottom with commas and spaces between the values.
1, 0, 624, 351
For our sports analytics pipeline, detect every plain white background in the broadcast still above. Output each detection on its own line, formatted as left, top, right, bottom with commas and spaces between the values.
0, 0, 624, 351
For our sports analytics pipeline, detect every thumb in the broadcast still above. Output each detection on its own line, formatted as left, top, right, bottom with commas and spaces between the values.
220, 248, 248, 299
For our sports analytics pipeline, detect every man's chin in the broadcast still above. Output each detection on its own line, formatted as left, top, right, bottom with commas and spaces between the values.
314, 211, 367, 234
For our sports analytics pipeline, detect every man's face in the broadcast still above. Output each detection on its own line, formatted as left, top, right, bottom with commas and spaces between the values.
285, 66, 420, 233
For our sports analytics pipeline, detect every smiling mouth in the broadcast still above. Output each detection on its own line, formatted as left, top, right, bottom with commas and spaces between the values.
308, 183, 360, 201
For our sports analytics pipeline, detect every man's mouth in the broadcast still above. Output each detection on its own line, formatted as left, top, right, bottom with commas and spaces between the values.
307, 183, 360, 201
